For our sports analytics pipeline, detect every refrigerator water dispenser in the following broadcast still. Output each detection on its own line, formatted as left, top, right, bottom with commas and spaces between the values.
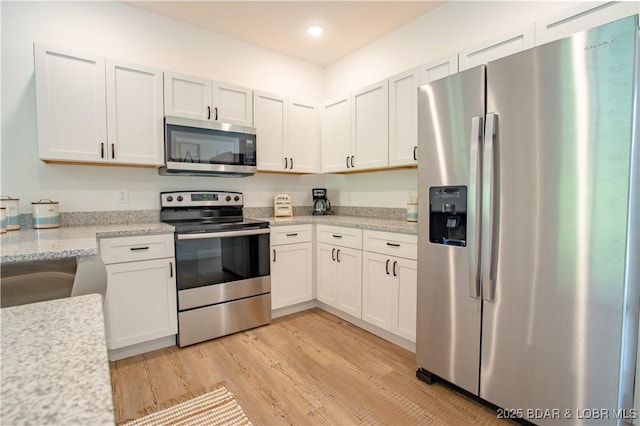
429, 186, 467, 247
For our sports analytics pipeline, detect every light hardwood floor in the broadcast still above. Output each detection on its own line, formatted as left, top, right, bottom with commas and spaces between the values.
110, 308, 508, 425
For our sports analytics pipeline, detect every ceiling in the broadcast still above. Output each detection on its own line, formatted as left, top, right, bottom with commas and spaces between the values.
124, 1, 444, 66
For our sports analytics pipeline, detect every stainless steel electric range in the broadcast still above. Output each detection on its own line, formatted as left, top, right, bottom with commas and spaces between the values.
160, 191, 271, 347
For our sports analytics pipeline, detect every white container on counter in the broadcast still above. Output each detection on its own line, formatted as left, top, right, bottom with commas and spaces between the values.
0, 207, 6, 233
0, 196, 20, 230
32, 199, 60, 229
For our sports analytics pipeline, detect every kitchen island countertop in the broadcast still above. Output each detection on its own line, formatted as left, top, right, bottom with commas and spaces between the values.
0, 294, 115, 425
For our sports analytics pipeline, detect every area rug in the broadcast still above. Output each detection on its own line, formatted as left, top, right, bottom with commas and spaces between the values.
123, 386, 252, 426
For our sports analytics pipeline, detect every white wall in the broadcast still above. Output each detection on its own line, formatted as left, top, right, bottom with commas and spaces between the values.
0, 1, 609, 213
1, 1, 325, 212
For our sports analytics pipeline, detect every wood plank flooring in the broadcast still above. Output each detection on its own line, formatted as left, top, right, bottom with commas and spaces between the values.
110, 308, 508, 425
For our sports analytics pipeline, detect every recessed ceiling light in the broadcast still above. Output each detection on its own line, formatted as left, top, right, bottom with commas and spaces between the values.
306, 25, 324, 37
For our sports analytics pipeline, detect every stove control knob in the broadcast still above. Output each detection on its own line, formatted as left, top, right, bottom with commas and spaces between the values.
234, 196, 240, 202
166, 196, 173, 202
225, 196, 232, 202
177, 196, 183, 202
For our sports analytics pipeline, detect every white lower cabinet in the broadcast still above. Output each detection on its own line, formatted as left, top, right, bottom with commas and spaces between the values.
270, 225, 313, 309
100, 233, 177, 358
362, 230, 417, 342
316, 225, 363, 318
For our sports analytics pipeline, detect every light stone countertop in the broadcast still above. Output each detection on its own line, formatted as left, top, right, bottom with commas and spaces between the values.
0, 222, 175, 264
1, 294, 115, 425
255, 214, 418, 235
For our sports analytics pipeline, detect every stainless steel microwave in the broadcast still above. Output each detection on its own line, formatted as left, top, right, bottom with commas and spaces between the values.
159, 116, 257, 177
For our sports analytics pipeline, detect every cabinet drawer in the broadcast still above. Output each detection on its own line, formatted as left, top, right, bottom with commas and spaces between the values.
363, 230, 417, 260
270, 224, 312, 245
99, 233, 175, 264
316, 225, 362, 249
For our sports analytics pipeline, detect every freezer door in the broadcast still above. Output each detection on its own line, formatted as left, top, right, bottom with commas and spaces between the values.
416, 66, 485, 395
481, 16, 638, 424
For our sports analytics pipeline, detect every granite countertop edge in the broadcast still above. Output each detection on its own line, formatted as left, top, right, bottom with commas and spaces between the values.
0, 216, 416, 263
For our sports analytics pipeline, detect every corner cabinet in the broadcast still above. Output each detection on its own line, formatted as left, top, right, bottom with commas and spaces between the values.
34, 43, 164, 166
99, 233, 177, 360
322, 80, 388, 173
362, 230, 417, 342
164, 71, 253, 126
270, 224, 313, 309
254, 91, 318, 173
316, 225, 363, 318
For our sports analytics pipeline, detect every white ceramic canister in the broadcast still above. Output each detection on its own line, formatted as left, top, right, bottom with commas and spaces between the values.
0, 196, 20, 230
32, 199, 60, 229
0, 207, 6, 233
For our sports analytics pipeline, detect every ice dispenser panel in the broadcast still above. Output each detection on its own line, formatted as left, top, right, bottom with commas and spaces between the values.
429, 186, 467, 247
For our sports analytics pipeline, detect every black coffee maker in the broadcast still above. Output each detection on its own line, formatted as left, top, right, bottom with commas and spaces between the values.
312, 188, 331, 215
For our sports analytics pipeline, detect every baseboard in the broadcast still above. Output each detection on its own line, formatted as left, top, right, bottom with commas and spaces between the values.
272, 300, 316, 319
108, 335, 176, 361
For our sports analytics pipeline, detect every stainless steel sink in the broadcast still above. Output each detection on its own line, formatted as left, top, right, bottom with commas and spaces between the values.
1, 256, 107, 308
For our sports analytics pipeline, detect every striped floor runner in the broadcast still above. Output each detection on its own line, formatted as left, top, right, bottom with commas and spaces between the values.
123, 386, 252, 426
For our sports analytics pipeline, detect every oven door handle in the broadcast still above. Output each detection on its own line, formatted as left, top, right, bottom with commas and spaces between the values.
176, 228, 270, 240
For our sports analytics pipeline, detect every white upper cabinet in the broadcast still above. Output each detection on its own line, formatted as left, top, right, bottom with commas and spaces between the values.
458, 23, 535, 71
322, 96, 352, 173
288, 100, 319, 173
352, 80, 389, 171
254, 91, 287, 171
164, 71, 253, 126
419, 53, 459, 85
254, 91, 318, 173
389, 68, 419, 167
322, 80, 388, 173
35, 43, 163, 166
106, 59, 164, 166
535, 1, 640, 46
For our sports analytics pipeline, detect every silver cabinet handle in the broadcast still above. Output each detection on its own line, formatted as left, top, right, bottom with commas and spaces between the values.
468, 115, 482, 299
481, 113, 499, 302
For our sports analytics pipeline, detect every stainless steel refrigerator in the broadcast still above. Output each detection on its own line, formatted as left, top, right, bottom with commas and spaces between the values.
416, 15, 640, 425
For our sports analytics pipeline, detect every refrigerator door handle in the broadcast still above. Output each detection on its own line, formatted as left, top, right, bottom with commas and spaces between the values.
481, 113, 498, 302
468, 115, 482, 299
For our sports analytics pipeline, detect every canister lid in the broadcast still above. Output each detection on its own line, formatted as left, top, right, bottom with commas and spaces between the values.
31, 199, 58, 205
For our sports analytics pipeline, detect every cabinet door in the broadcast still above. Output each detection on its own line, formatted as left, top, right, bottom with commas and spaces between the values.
164, 71, 212, 120
389, 69, 419, 167
288, 100, 319, 173
34, 43, 107, 162
390, 257, 417, 342
458, 24, 535, 71
419, 53, 458, 85
535, 1, 639, 45
254, 91, 287, 171
316, 243, 338, 307
362, 251, 393, 329
352, 80, 389, 170
271, 242, 313, 309
322, 96, 352, 173
212, 81, 253, 126
106, 60, 164, 166
104, 258, 177, 350
336, 246, 362, 318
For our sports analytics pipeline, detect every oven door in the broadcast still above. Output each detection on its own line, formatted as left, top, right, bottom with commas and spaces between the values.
175, 227, 270, 311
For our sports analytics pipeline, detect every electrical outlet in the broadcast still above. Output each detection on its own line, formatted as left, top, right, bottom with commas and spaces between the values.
117, 189, 129, 204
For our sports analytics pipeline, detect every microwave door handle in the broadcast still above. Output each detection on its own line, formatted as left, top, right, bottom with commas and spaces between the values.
177, 228, 270, 240
468, 115, 482, 299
